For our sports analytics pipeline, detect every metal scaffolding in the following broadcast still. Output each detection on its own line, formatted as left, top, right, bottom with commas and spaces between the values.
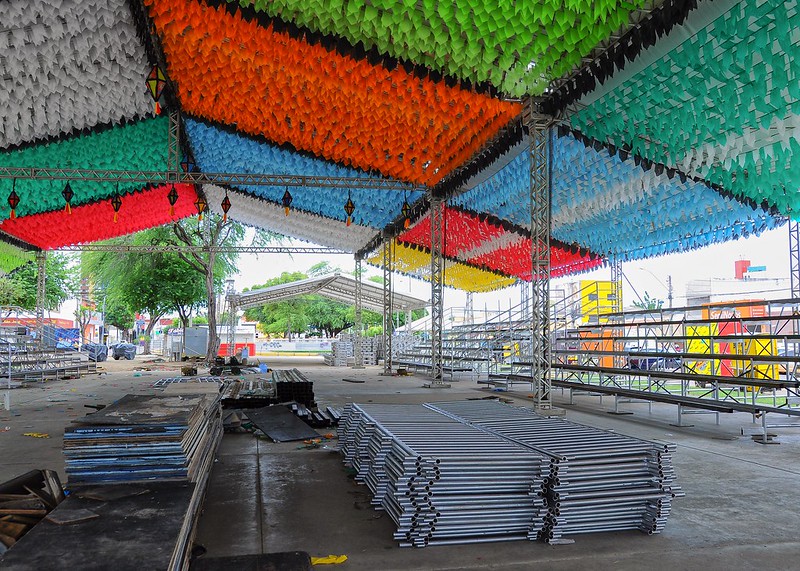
528, 110, 553, 409
790, 220, 800, 299
168, 110, 180, 177
58, 244, 346, 255
382, 234, 394, 374
0, 166, 415, 191
609, 256, 625, 369
35, 251, 46, 345
427, 195, 447, 387
353, 257, 365, 369
225, 280, 237, 357
610, 257, 623, 314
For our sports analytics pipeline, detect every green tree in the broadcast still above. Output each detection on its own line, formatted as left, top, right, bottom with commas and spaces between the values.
104, 298, 135, 338
632, 291, 664, 311
0, 253, 76, 311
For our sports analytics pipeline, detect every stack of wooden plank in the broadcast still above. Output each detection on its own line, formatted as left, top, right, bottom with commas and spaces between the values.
64, 394, 222, 486
0, 470, 64, 554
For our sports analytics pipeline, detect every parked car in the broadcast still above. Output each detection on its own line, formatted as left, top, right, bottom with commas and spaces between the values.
626, 346, 681, 371
111, 343, 137, 360
81, 342, 108, 362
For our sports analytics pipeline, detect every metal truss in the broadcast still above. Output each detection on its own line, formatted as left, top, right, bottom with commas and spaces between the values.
528, 110, 553, 409
382, 234, 394, 374
0, 166, 416, 191
790, 220, 800, 299
35, 251, 46, 345
465, 291, 474, 325
225, 280, 237, 357
429, 195, 445, 385
58, 244, 346, 255
609, 256, 625, 369
168, 111, 180, 177
353, 257, 364, 369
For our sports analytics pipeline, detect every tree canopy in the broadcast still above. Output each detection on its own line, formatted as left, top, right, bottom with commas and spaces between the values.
0, 253, 76, 311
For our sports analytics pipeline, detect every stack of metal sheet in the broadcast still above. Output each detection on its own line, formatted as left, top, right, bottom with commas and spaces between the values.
64, 394, 222, 486
426, 400, 682, 542
339, 403, 548, 547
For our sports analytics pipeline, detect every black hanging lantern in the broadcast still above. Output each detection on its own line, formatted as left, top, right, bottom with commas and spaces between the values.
111, 194, 122, 223
282, 188, 293, 216
62, 182, 74, 214
7, 181, 19, 220
194, 195, 207, 221
221, 191, 231, 222
401, 196, 411, 229
344, 191, 355, 227
167, 184, 179, 216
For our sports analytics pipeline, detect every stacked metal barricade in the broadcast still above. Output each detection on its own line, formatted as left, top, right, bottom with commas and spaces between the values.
340, 400, 681, 546
339, 404, 548, 547
426, 400, 682, 542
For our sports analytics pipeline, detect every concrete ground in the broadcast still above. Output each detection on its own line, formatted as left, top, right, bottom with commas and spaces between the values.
2, 355, 800, 570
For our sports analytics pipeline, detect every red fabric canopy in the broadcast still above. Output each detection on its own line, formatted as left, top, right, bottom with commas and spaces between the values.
0, 184, 198, 249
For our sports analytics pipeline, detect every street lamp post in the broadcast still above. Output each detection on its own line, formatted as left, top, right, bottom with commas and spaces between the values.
638, 267, 673, 308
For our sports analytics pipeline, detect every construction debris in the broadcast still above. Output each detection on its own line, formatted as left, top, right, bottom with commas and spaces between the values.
0, 469, 64, 553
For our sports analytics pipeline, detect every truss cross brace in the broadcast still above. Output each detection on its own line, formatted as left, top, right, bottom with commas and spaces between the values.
382, 235, 394, 374
428, 195, 446, 385
35, 251, 46, 346
790, 221, 800, 300
528, 111, 553, 409
353, 257, 365, 369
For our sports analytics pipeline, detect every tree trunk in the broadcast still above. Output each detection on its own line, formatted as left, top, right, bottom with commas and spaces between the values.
143, 317, 159, 354
205, 249, 220, 363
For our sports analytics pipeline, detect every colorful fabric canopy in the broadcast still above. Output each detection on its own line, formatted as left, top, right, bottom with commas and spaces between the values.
0, 0, 155, 150
145, 0, 521, 185
0, 184, 197, 249
203, 185, 375, 252
0, 240, 35, 275
569, 0, 800, 213
186, 119, 421, 230
369, 242, 517, 293
397, 206, 602, 281
0, 118, 170, 219
453, 132, 784, 261
234, 0, 649, 97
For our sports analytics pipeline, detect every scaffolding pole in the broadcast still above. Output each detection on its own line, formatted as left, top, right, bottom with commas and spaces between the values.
353, 256, 364, 369
35, 251, 46, 346
610, 256, 625, 369
528, 111, 552, 409
465, 291, 474, 325
425, 195, 448, 387
382, 234, 394, 374
225, 280, 237, 357
790, 220, 800, 299
168, 110, 180, 178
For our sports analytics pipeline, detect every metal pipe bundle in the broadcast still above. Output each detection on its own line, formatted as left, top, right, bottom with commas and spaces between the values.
339, 404, 548, 547
425, 400, 682, 542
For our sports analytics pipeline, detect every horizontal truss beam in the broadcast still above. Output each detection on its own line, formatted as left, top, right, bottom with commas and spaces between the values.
58, 244, 347, 255
0, 167, 417, 192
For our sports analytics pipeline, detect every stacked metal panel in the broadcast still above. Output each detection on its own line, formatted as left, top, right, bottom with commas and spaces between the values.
64, 394, 222, 485
426, 400, 682, 542
339, 403, 548, 547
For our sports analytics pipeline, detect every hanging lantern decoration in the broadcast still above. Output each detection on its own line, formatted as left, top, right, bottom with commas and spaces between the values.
221, 191, 231, 222
282, 188, 293, 216
111, 194, 122, 223
344, 191, 355, 227
194, 195, 207, 221
179, 155, 196, 173
167, 184, 179, 216
401, 196, 411, 229
146, 65, 167, 115
62, 182, 74, 214
7, 180, 19, 220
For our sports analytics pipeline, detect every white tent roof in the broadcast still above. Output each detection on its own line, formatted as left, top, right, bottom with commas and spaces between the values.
231, 273, 428, 313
